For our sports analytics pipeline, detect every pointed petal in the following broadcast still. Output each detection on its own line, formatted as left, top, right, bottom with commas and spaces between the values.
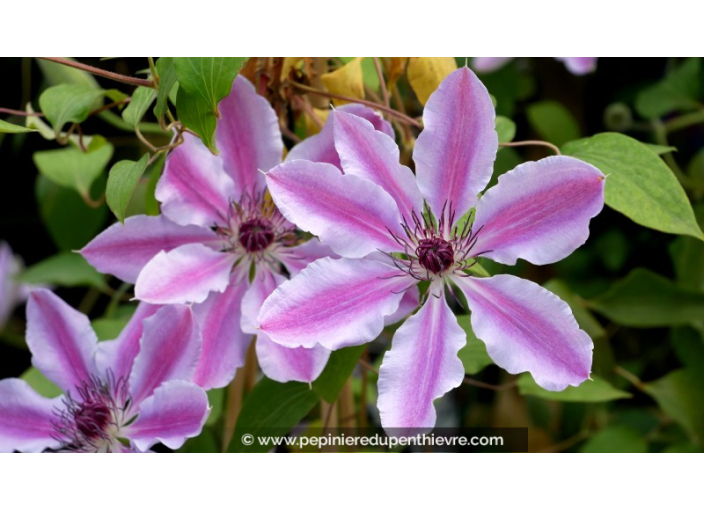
26, 289, 97, 392
95, 302, 162, 383
277, 238, 338, 278
414, 67, 498, 220
377, 290, 466, 432
125, 380, 209, 452
192, 272, 252, 390
128, 305, 201, 405
157, 134, 235, 227
454, 274, 593, 390
384, 285, 420, 326
472, 57, 513, 73
216, 76, 283, 196
258, 257, 413, 349
470, 156, 605, 265
266, 160, 402, 257
0, 379, 62, 453
332, 110, 423, 219
134, 244, 235, 304
557, 57, 597, 75
81, 215, 219, 283
257, 337, 330, 384
285, 104, 394, 168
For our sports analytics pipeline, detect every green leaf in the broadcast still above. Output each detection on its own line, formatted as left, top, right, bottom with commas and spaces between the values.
33, 136, 113, 198
645, 143, 677, 155
563, 132, 704, 240
35, 175, 108, 251
122, 87, 156, 128
18, 252, 106, 290
21, 367, 62, 398
635, 58, 701, 119
154, 57, 177, 120
228, 377, 318, 453
0, 118, 37, 133
178, 427, 220, 453
495, 116, 516, 144
173, 57, 245, 114
38, 84, 105, 135
339, 57, 380, 91
176, 87, 218, 153
669, 236, 704, 292
518, 373, 631, 402
37, 58, 100, 89
644, 368, 704, 442
671, 327, 704, 370
92, 317, 132, 341
588, 268, 704, 327
526, 100, 580, 146
542, 279, 606, 339
106, 154, 150, 223
312, 345, 365, 403
580, 425, 648, 453
456, 315, 493, 375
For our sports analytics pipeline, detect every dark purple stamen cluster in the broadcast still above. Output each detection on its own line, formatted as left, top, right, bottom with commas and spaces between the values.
238, 218, 275, 252
416, 237, 455, 273
51, 372, 129, 453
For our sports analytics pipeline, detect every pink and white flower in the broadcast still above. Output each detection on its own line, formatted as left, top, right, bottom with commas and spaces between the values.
257, 67, 606, 432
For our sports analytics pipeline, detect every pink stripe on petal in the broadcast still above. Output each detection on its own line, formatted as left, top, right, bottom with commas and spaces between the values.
454, 274, 593, 391
257, 336, 331, 384
384, 285, 419, 326
192, 272, 252, 390
134, 244, 235, 304
332, 110, 423, 220
377, 288, 466, 432
125, 380, 209, 452
470, 156, 605, 266
414, 67, 498, 221
0, 379, 62, 453
258, 257, 414, 349
266, 160, 402, 258
26, 289, 97, 393
157, 133, 235, 227
81, 215, 219, 283
216, 76, 283, 196
277, 238, 338, 278
128, 305, 202, 405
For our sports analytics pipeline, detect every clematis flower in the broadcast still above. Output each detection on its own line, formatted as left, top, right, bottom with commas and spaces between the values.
81, 75, 401, 387
473, 57, 598, 75
0, 289, 209, 452
0, 241, 31, 331
257, 67, 605, 432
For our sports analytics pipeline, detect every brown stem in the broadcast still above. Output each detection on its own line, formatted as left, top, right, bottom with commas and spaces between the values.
463, 377, 517, 391
500, 140, 561, 155
290, 81, 422, 128
89, 97, 131, 116
38, 57, 155, 88
373, 57, 390, 108
0, 107, 43, 117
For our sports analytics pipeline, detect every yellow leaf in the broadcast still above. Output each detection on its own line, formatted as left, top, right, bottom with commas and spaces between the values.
281, 57, 303, 82
305, 108, 329, 136
385, 57, 408, 88
407, 57, 457, 105
320, 58, 364, 106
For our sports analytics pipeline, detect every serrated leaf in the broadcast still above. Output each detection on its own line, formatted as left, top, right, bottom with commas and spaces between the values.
518, 373, 631, 402
122, 87, 156, 128
33, 136, 113, 197
456, 315, 493, 375
106, 154, 150, 223
0, 118, 37, 133
563, 132, 704, 240
176, 87, 218, 153
173, 57, 244, 115
580, 425, 648, 453
21, 367, 62, 398
18, 252, 106, 290
228, 377, 318, 453
407, 57, 457, 105
635, 58, 701, 119
154, 57, 178, 119
38, 84, 105, 135
495, 116, 516, 144
644, 368, 704, 442
321, 58, 365, 106
312, 345, 365, 403
588, 268, 704, 327
526, 100, 580, 146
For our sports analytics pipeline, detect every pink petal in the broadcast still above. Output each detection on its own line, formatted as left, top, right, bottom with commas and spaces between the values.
332, 110, 423, 220
470, 156, 605, 265
377, 288, 466, 431
453, 274, 593, 391
276, 238, 338, 278
557, 57, 598, 75
95, 302, 162, 383
26, 289, 97, 392
285, 104, 394, 168
128, 305, 201, 405
384, 285, 419, 326
266, 160, 402, 258
134, 244, 235, 304
124, 380, 209, 452
0, 379, 62, 453
81, 215, 219, 283
216, 76, 283, 196
414, 67, 498, 221
157, 133, 235, 227
192, 271, 252, 390
472, 57, 514, 73
256, 337, 331, 384
258, 257, 414, 349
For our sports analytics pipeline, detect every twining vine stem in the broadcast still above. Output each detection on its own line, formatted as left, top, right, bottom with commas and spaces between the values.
500, 140, 562, 155
37, 57, 155, 88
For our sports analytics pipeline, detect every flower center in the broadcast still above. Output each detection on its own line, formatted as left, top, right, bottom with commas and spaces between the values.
238, 218, 275, 253
74, 400, 112, 440
416, 237, 455, 274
